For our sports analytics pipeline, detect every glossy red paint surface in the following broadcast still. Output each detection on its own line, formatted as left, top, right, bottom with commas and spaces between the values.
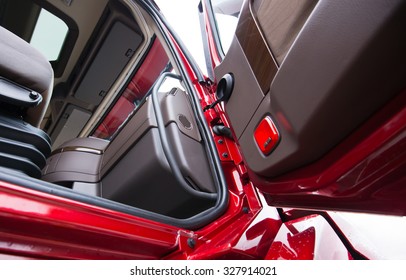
0, 1, 404, 261
0, 47, 384, 261
265, 215, 352, 260
252, 90, 406, 216
0, 181, 180, 259
161, 31, 355, 259
165, 185, 282, 260
0, 67, 283, 260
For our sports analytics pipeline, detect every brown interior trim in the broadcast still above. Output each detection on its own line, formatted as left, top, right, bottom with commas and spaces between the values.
252, 0, 318, 64
235, 0, 278, 94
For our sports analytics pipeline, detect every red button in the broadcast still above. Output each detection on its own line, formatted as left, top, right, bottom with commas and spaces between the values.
254, 116, 280, 155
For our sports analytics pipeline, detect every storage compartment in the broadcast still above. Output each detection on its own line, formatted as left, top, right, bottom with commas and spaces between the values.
74, 21, 143, 106
102, 124, 216, 218
43, 87, 217, 218
50, 105, 92, 149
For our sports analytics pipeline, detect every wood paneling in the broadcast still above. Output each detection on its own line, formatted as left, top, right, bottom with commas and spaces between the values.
235, 0, 278, 94
254, 0, 318, 64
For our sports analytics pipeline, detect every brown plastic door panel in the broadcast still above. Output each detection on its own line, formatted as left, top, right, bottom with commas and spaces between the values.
207, 0, 406, 215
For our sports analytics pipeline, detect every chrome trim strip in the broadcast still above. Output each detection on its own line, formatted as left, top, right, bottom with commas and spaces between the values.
52, 146, 104, 156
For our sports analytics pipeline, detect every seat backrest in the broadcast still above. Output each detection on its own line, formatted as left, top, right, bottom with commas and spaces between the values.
0, 26, 53, 127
